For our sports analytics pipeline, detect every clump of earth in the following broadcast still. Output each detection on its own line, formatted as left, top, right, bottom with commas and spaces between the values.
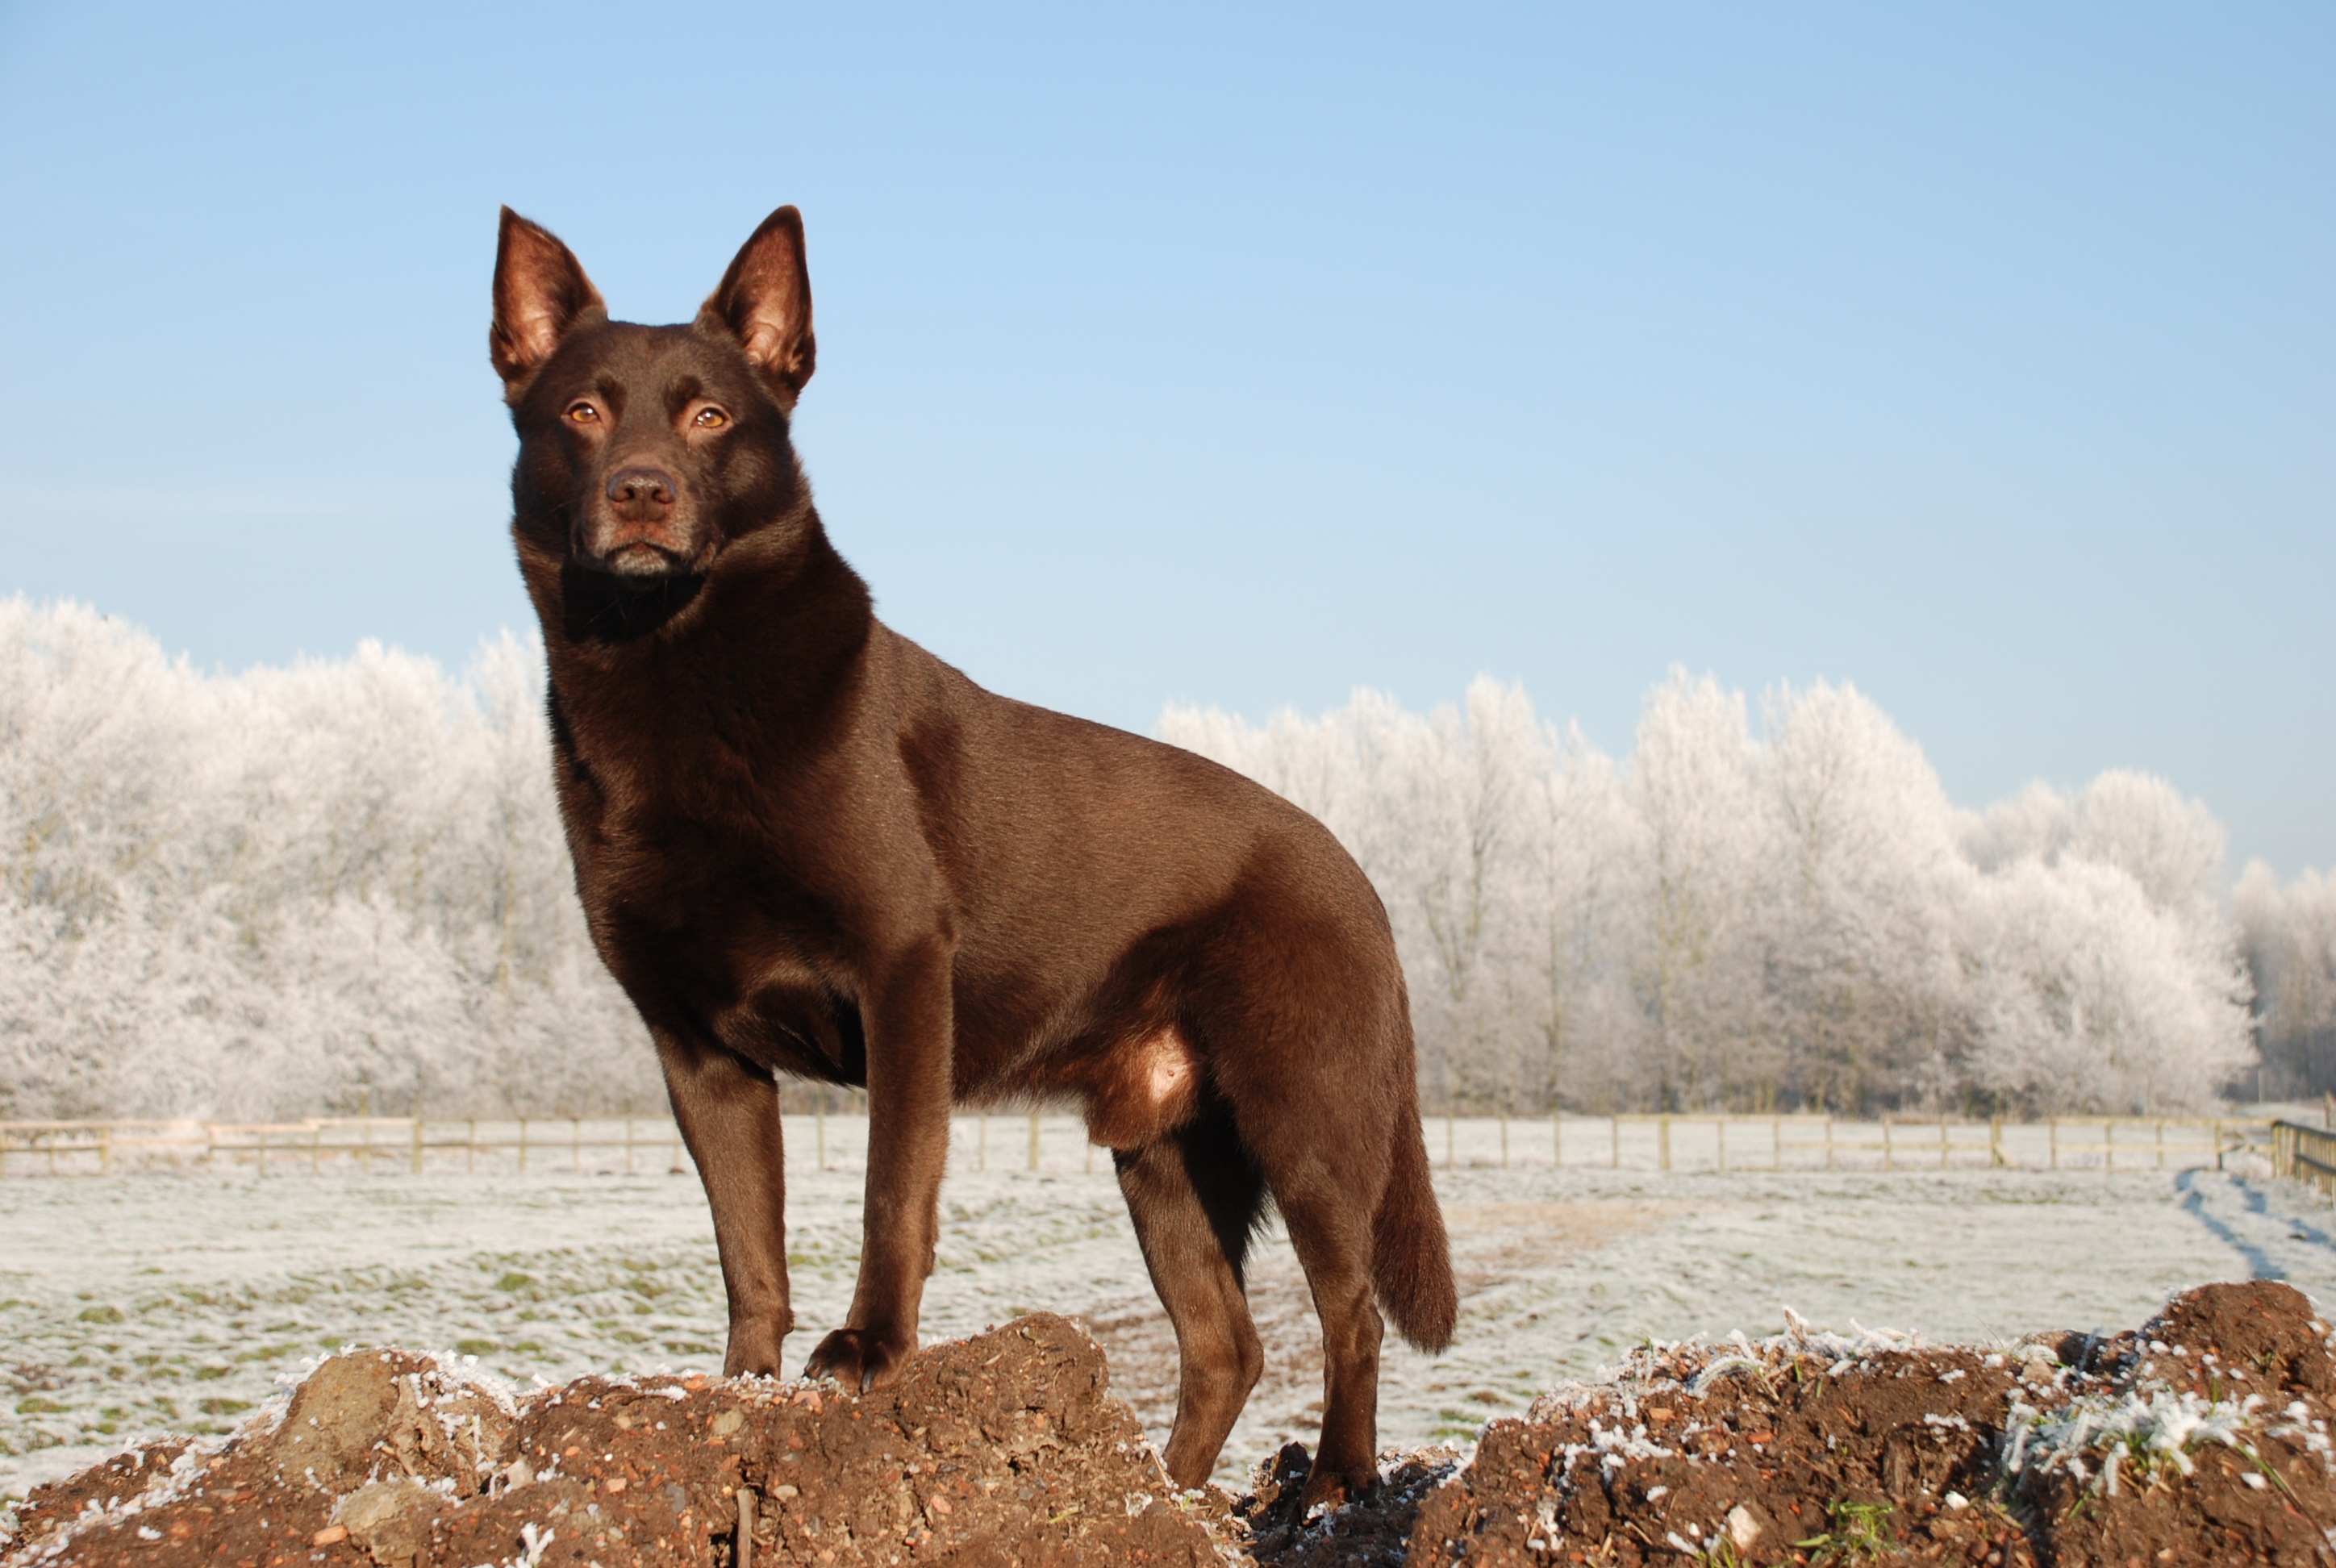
6, 1283, 2333, 1566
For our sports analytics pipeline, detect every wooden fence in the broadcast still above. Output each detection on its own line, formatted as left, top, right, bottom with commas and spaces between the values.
2271, 1121, 2336, 1197
0, 1116, 688, 1177
0, 1110, 2279, 1178
1508, 1113, 2268, 1174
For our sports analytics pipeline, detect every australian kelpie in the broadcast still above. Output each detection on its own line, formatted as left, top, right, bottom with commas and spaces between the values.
488, 205, 1455, 1503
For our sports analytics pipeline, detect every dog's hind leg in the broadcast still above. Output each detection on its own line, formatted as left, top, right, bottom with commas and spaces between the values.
1114, 1103, 1267, 1490
1261, 1149, 1385, 1508
1199, 906, 1414, 1510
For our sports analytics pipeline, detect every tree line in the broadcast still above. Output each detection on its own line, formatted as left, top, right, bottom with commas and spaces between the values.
1164, 677, 2320, 1116
2, 598, 2327, 1120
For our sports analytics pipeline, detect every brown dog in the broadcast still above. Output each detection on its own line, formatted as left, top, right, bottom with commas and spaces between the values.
488, 205, 1455, 1502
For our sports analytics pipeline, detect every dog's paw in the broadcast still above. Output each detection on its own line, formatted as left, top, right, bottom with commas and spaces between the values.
803, 1326, 916, 1391
1296, 1457, 1370, 1516
721, 1320, 790, 1378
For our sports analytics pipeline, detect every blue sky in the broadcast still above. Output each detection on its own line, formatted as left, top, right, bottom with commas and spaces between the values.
2, 2, 2329, 871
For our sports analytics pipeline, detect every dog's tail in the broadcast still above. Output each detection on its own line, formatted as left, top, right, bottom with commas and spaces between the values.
1371, 1094, 1457, 1353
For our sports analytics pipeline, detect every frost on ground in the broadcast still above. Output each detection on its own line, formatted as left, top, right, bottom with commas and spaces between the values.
14, 1282, 2336, 1567
6, 1153, 2334, 1514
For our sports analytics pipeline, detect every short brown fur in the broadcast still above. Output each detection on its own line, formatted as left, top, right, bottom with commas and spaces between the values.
488, 204, 1456, 1503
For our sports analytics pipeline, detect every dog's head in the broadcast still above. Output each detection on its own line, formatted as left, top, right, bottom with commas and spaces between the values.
491, 206, 818, 631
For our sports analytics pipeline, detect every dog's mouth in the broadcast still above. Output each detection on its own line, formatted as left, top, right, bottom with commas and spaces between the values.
605, 540, 684, 578
561, 558, 707, 643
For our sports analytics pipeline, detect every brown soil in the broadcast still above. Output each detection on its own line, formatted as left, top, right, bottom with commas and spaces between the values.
7, 1282, 2334, 1567
1395, 1279, 2336, 1566
0, 1314, 1218, 1568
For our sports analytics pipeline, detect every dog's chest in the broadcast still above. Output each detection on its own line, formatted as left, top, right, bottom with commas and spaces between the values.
561, 733, 857, 1052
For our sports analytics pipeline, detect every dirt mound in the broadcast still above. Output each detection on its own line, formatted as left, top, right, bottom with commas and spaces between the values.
10, 1284, 2336, 1566
1395, 1279, 2336, 1566
1, 1313, 1219, 1567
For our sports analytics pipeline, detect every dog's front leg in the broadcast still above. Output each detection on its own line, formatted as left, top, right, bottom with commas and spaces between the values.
804, 934, 955, 1391
653, 1026, 792, 1376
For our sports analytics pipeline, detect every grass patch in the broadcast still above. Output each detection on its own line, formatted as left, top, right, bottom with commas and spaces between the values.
1794, 1499, 1896, 1562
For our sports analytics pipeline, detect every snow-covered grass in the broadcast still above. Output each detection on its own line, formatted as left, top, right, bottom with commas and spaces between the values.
6, 1136, 2334, 1509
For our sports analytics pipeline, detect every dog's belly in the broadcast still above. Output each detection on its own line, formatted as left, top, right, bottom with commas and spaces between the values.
713, 978, 864, 1083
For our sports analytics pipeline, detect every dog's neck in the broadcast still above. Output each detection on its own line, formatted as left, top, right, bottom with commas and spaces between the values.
535, 509, 877, 771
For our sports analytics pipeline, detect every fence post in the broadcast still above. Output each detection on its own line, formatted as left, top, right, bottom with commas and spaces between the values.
311, 1124, 322, 1174
1990, 1116, 2004, 1168
1659, 1116, 1671, 1173
257, 1126, 267, 1178
518, 1119, 529, 1174
1609, 1116, 1620, 1170
1883, 1115, 1893, 1172
99, 1124, 111, 1176
1499, 1115, 1509, 1169
1446, 1115, 1455, 1169
411, 1119, 423, 1175
1772, 1116, 1783, 1172
2155, 1118, 2165, 1171
2213, 1118, 2224, 1172
1939, 1116, 1949, 1170
1028, 1112, 1041, 1173
2104, 1119, 2113, 1177
2049, 1119, 2059, 1170
1716, 1118, 1726, 1173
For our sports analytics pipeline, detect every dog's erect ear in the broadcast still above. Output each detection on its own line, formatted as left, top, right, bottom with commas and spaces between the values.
490, 207, 606, 401
700, 206, 816, 403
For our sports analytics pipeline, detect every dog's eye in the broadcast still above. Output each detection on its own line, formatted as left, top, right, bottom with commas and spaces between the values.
565, 402, 600, 424
693, 407, 729, 430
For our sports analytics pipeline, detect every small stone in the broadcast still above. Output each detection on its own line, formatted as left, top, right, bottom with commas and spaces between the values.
311, 1524, 349, 1545
1726, 1504, 1762, 1550
339, 1478, 448, 1566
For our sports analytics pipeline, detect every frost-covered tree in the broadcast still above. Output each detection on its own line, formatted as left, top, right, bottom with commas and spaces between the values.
1761, 681, 1959, 1111
1626, 671, 1772, 1110
1952, 772, 2253, 1113
0, 599, 654, 1120
2237, 864, 2336, 1098
1504, 722, 1644, 1113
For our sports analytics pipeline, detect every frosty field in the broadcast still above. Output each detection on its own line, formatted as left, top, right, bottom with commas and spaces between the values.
7, 1120, 2335, 1513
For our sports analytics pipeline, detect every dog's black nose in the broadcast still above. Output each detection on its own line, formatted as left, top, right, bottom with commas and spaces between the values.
606, 466, 678, 519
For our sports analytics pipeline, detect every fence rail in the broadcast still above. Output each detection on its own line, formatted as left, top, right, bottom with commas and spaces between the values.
0, 1111, 2280, 1178
0, 1116, 692, 1177
1445, 1113, 2268, 1174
